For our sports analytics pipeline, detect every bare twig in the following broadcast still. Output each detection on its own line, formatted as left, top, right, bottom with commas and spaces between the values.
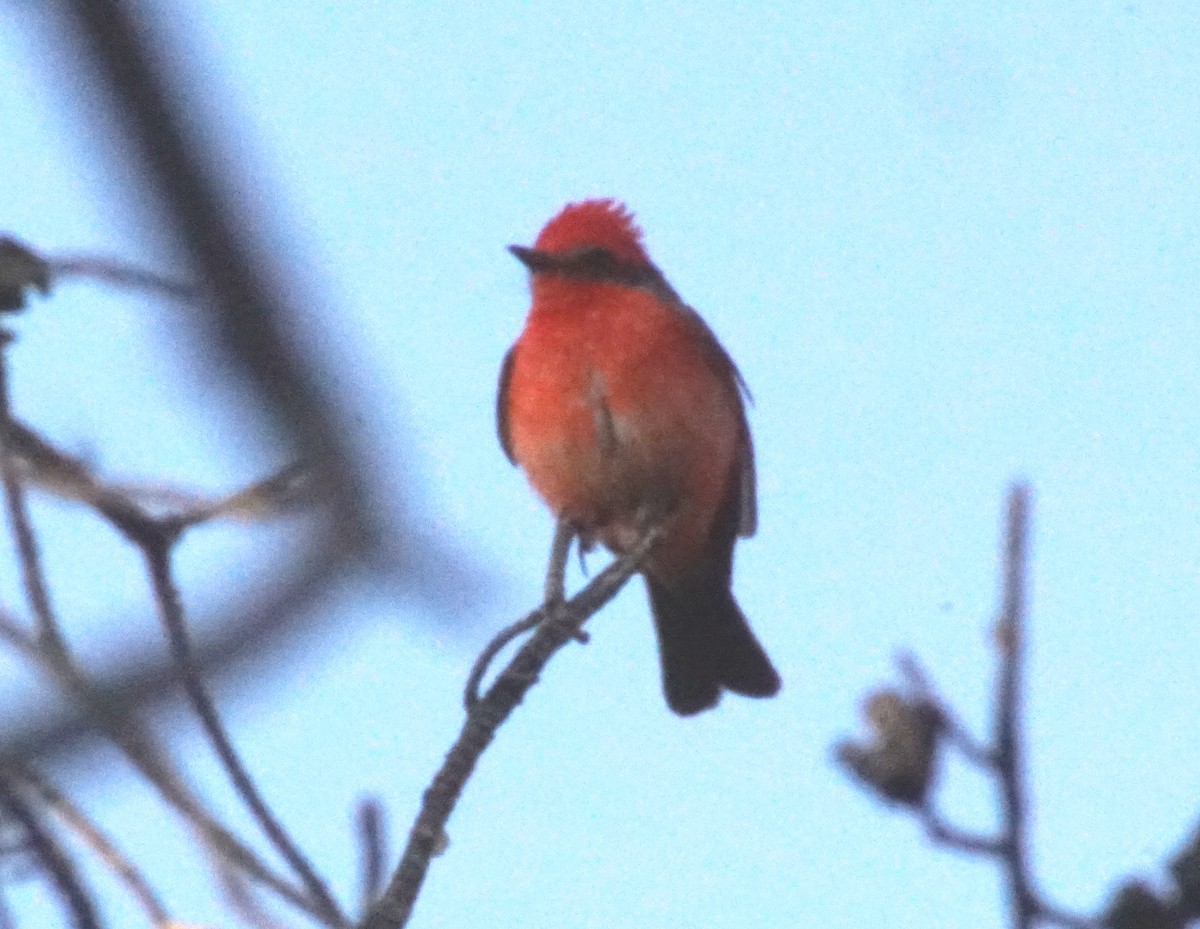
138, 532, 346, 928
9, 614, 325, 920
0, 498, 327, 924
464, 521, 588, 708
918, 801, 1003, 856
5, 763, 172, 928
47, 254, 195, 304
0, 420, 332, 921
362, 523, 661, 929
994, 484, 1033, 929
0, 336, 66, 654
896, 651, 992, 768
356, 797, 387, 919
0, 774, 101, 929
840, 486, 1105, 929
461, 613, 542, 709
2, 534, 343, 767
0, 413, 317, 528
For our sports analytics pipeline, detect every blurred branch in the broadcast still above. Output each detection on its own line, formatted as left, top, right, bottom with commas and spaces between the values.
47, 253, 195, 305
1101, 818, 1200, 929
3, 763, 172, 929
1, 535, 343, 765
356, 798, 387, 920
0, 336, 66, 654
49, 0, 377, 557
994, 485, 1033, 928
837, 485, 1097, 929
136, 527, 345, 927
0, 536, 331, 923
0, 329, 341, 925
361, 520, 662, 929
0, 773, 100, 929
0, 238, 50, 313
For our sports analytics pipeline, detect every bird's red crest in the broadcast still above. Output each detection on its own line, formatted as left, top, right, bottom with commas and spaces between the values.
534, 199, 651, 266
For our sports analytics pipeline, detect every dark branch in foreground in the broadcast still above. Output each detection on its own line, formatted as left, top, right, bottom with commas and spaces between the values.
361, 521, 661, 929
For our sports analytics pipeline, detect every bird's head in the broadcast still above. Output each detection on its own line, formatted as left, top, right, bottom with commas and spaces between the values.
509, 199, 653, 276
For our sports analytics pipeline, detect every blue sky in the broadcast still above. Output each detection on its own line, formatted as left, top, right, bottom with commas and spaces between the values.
2, 2, 1199, 927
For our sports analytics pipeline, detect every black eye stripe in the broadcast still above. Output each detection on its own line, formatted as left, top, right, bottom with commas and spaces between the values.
549, 251, 682, 305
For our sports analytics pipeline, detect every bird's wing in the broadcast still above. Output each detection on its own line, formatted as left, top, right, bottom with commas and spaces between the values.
676, 302, 757, 538
496, 345, 517, 464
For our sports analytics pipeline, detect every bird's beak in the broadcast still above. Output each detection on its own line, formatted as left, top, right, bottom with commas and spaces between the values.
508, 244, 557, 273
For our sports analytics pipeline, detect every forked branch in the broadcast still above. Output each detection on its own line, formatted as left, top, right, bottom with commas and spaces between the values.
361, 521, 660, 929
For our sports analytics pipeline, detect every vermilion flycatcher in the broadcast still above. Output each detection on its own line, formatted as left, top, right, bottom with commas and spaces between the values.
498, 199, 781, 716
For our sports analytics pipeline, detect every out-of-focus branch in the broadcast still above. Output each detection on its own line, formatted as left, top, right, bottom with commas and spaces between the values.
14, 0, 478, 772
47, 253, 194, 305
1101, 817, 1200, 929
1, 536, 342, 766
48, 0, 377, 555
361, 521, 662, 929
0, 554, 331, 923
838, 485, 1098, 929
0, 238, 50, 312
4, 763, 172, 928
0, 335, 66, 655
356, 798, 388, 920
0, 332, 340, 924
994, 485, 1033, 928
0, 773, 100, 929
135, 527, 345, 927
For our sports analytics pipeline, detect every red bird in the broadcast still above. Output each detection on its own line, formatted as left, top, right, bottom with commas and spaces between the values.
498, 199, 780, 715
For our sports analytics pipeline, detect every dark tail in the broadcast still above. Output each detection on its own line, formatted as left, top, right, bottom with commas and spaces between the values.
646, 578, 781, 716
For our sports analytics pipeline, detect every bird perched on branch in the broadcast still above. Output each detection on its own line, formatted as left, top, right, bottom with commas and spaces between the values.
497, 199, 781, 715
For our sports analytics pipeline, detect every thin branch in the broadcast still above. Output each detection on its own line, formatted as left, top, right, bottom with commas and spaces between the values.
841, 487, 1098, 929
215, 863, 294, 929
918, 801, 1004, 856
2, 566, 326, 922
1, 413, 317, 528
137, 533, 346, 928
896, 651, 993, 769
361, 523, 661, 929
994, 484, 1034, 929
461, 614, 541, 709
0, 335, 66, 654
464, 522, 588, 708
0, 456, 328, 921
5, 763, 171, 928
356, 798, 387, 919
0, 774, 101, 929
47, 254, 195, 304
